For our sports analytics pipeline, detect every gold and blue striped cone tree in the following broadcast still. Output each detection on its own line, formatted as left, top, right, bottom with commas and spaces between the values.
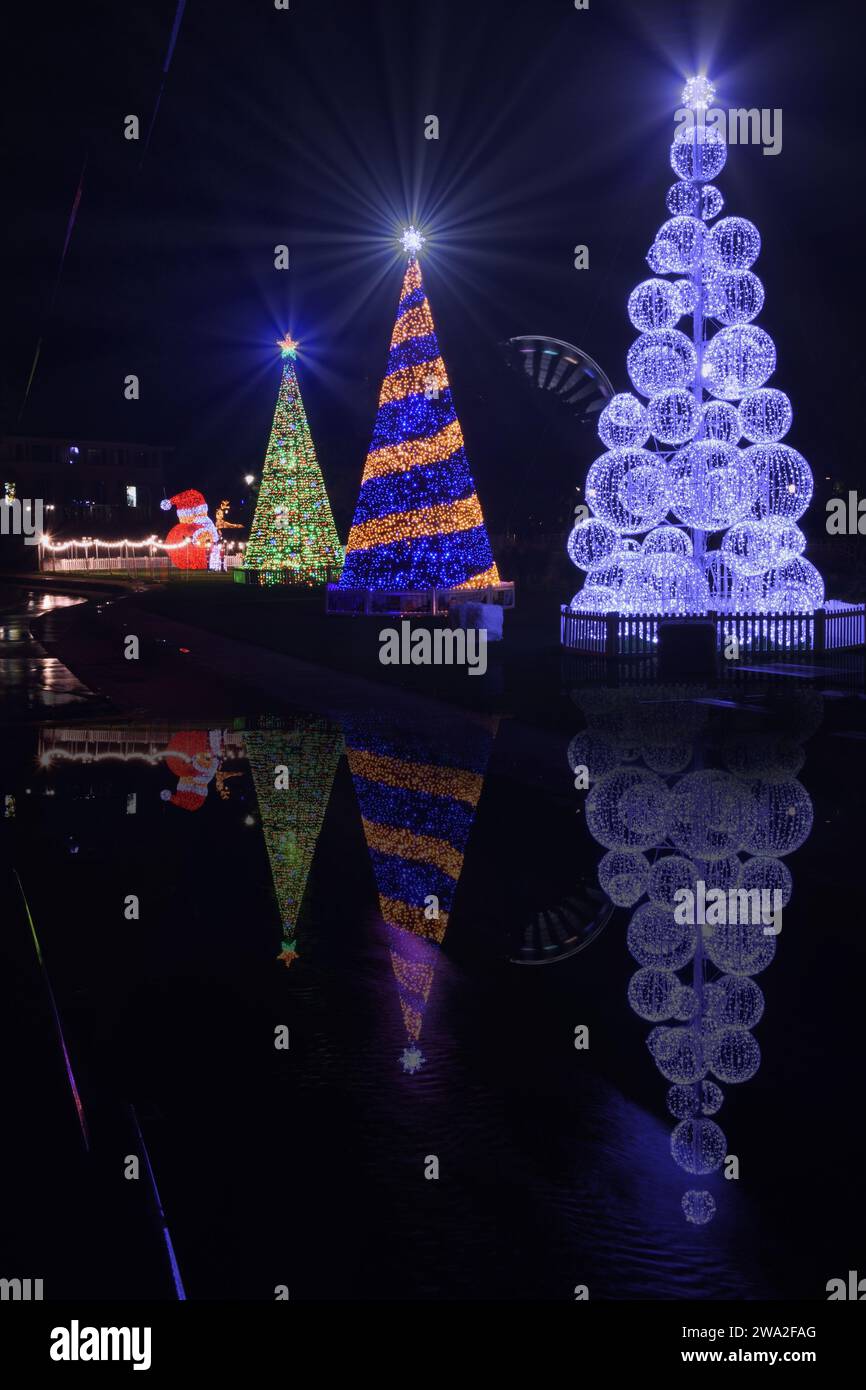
344, 712, 498, 1071
244, 719, 344, 967
337, 242, 501, 593
244, 336, 344, 583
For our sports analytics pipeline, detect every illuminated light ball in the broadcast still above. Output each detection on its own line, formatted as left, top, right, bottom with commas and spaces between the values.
716, 975, 765, 1029
672, 984, 700, 1021
642, 743, 693, 776
682, 1189, 717, 1225
708, 1027, 761, 1084
652, 1027, 707, 1083
586, 768, 672, 850
739, 856, 793, 907
667, 1084, 700, 1119
704, 918, 777, 975
586, 449, 671, 532
669, 769, 757, 861
569, 585, 619, 613
646, 1025, 671, 1058
648, 388, 700, 444
627, 902, 697, 971
666, 182, 699, 217
673, 278, 697, 315
624, 554, 710, 616
701, 549, 738, 611
700, 1080, 724, 1115
700, 184, 724, 220
670, 123, 727, 182
599, 848, 651, 905
598, 393, 651, 449
583, 556, 637, 601
722, 518, 803, 576
665, 182, 723, 221
642, 525, 692, 557
742, 778, 813, 857
747, 443, 813, 521
567, 731, 618, 782
714, 270, 765, 326
724, 734, 804, 783
653, 216, 705, 273
744, 557, 824, 614
703, 326, 777, 401
627, 329, 697, 398
694, 854, 743, 893
699, 401, 741, 444
584, 556, 636, 590
567, 517, 621, 571
708, 216, 761, 272
617, 462, 668, 518
627, 967, 680, 1021
669, 440, 757, 531
627, 279, 682, 332
764, 519, 806, 570
683, 74, 716, 109
670, 1117, 727, 1174
739, 388, 793, 443
649, 854, 699, 908
645, 243, 667, 274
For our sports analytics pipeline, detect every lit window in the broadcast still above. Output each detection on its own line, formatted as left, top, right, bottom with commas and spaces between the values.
126, 485, 138, 507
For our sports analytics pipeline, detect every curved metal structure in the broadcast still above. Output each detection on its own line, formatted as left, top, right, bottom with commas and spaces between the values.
499, 336, 615, 422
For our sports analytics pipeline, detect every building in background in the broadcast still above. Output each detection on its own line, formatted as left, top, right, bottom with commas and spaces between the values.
0, 435, 171, 535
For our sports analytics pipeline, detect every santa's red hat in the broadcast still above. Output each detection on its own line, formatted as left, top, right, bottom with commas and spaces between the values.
160, 787, 206, 812
161, 488, 207, 513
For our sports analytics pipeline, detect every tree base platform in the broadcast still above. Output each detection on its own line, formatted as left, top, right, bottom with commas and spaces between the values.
326, 582, 515, 616
560, 600, 865, 659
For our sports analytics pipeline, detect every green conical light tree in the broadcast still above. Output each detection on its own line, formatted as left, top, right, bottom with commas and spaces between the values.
245, 720, 343, 966
243, 336, 344, 583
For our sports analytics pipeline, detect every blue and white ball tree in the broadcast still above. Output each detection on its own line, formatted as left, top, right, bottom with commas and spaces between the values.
568, 76, 822, 617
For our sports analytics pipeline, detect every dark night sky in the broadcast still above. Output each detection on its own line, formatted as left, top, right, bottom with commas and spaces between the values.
6, 0, 865, 536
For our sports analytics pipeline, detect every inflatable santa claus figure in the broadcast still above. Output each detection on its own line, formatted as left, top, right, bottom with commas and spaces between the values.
159, 730, 223, 811
160, 488, 221, 570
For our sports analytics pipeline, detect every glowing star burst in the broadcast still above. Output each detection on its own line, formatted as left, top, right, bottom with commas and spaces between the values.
277, 334, 298, 359
401, 225, 425, 256
400, 1046, 426, 1074
682, 74, 715, 110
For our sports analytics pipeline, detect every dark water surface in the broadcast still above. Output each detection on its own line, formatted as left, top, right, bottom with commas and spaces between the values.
1, 592, 864, 1301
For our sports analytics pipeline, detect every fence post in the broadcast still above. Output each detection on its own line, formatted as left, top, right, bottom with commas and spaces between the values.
814, 606, 826, 653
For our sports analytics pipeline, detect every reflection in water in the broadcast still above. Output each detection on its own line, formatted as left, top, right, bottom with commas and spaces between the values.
572, 683, 820, 1225
344, 714, 497, 1073
245, 720, 343, 966
160, 730, 244, 809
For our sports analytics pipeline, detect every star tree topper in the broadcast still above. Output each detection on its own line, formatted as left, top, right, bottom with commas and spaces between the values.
401, 225, 425, 257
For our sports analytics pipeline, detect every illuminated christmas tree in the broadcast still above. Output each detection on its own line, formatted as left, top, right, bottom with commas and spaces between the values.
337, 228, 502, 595
344, 711, 497, 1071
243, 336, 344, 583
245, 719, 343, 966
568, 76, 823, 621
